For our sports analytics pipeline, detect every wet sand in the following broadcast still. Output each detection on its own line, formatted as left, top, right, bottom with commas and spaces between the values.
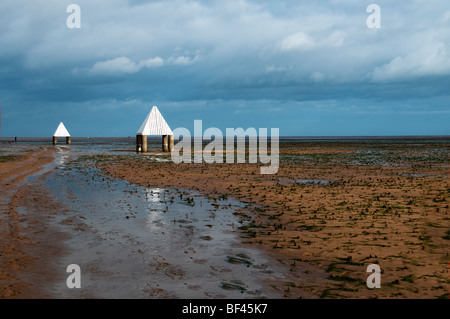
97, 141, 450, 298
45, 162, 314, 298
0, 145, 68, 298
1, 140, 449, 299
1, 144, 318, 299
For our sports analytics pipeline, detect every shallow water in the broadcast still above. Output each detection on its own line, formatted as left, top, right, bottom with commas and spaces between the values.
279, 178, 330, 186
41, 147, 286, 298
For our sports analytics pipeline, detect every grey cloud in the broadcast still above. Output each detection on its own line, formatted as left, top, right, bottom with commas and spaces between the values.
87, 56, 164, 75
1, 0, 449, 125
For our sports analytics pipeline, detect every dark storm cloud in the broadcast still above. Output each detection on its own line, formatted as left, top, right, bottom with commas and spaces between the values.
0, 0, 449, 136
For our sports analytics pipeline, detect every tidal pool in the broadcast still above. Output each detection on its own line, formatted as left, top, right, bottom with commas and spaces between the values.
279, 178, 330, 186
43, 151, 287, 298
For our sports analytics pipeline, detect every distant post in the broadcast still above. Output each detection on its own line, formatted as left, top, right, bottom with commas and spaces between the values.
66, 136, 71, 145
53, 136, 57, 145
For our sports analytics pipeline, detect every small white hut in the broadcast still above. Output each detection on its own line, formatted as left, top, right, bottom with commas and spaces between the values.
53, 122, 71, 145
136, 106, 173, 152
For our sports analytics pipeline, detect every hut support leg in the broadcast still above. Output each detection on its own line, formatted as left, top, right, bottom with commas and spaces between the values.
136, 134, 143, 152
66, 136, 71, 145
136, 134, 148, 152
142, 135, 147, 152
168, 135, 174, 152
53, 136, 57, 145
162, 135, 169, 152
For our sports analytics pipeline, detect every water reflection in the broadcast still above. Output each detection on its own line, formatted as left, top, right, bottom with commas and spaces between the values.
56, 146, 69, 166
46, 163, 285, 298
145, 188, 162, 203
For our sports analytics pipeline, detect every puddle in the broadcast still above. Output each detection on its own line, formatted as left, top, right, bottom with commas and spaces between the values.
26, 147, 70, 183
398, 173, 449, 179
296, 179, 330, 185
279, 178, 330, 186
43, 159, 286, 298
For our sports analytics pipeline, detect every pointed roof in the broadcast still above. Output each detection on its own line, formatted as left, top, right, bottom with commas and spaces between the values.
53, 122, 70, 137
137, 106, 173, 135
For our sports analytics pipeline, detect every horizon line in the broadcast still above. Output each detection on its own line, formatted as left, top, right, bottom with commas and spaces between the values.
1, 135, 450, 139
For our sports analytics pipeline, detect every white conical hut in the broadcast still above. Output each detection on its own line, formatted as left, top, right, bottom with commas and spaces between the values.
136, 106, 173, 152
53, 122, 71, 145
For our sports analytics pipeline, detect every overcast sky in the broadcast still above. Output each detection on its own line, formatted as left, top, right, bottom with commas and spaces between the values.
1, 0, 449, 137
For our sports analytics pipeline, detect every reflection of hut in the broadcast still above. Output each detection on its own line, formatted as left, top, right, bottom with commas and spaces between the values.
52, 122, 71, 145
136, 106, 173, 152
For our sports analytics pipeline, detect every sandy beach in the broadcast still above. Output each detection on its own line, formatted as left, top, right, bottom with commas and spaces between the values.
0, 146, 68, 298
0, 139, 449, 299
2, 0, 450, 304
97, 140, 450, 298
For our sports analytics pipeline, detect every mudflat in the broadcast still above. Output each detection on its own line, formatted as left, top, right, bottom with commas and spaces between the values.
1, 140, 449, 298
0, 146, 69, 298
97, 140, 450, 298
